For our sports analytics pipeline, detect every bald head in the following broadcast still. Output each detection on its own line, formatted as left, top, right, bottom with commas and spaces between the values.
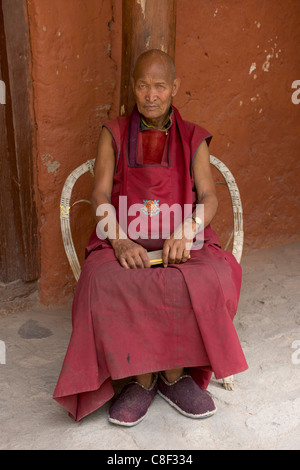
133, 49, 176, 83
131, 49, 180, 128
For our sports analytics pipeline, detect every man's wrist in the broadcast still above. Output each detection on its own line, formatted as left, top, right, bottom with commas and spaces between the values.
186, 215, 203, 231
110, 236, 128, 249
192, 215, 203, 227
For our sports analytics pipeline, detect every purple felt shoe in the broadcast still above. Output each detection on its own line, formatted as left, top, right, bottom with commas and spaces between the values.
108, 374, 158, 426
158, 373, 216, 418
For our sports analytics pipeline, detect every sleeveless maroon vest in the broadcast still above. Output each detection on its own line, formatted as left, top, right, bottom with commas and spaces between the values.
87, 105, 219, 253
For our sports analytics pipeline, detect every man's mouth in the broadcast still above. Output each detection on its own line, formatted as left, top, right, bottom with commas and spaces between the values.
144, 105, 159, 110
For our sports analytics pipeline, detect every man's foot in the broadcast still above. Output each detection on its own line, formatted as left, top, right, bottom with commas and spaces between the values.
134, 372, 154, 388
157, 373, 216, 418
108, 374, 158, 426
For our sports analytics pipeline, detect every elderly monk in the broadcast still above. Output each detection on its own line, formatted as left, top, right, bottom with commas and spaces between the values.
53, 50, 248, 425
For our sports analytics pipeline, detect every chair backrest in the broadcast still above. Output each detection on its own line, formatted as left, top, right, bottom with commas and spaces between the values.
60, 156, 244, 281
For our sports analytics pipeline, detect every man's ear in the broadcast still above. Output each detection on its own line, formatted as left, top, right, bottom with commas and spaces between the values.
172, 78, 181, 97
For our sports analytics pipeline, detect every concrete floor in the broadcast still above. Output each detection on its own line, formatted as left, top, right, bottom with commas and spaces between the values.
0, 242, 300, 450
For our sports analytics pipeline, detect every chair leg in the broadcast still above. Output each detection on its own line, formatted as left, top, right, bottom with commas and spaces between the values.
222, 375, 234, 391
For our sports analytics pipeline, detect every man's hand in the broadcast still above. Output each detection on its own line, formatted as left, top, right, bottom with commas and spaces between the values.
111, 238, 151, 269
162, 219, 194, 267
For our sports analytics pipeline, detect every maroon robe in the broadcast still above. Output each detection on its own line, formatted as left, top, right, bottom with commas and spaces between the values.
53, 106, 248, 422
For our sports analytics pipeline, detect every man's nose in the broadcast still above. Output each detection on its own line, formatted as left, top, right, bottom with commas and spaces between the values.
146, 88, 157, 102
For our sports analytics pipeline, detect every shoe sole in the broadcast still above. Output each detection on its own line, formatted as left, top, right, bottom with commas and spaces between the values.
108, 414, 147, 427
157, 390, 217, 419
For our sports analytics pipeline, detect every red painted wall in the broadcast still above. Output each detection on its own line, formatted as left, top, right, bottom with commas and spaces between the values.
27, 0, 122, 303
174, 0, 300, 253
26, 0, 300, 304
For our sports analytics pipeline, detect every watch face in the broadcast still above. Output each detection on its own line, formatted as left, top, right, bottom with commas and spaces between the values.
193, 216, 202, 225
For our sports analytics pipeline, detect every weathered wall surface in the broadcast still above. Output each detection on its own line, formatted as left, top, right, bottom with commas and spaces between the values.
26, 0, 121, 303
174, 0, 300, 252
27, 0, 300, 304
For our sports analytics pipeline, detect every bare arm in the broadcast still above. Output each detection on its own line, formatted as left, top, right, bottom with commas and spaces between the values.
91, 128, 115, 215
91, 127, 150, 269
192, 139, 218, 226
162, 140, 218, 266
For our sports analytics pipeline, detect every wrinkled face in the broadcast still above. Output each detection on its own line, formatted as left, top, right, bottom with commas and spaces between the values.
132, 57, 180, 128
